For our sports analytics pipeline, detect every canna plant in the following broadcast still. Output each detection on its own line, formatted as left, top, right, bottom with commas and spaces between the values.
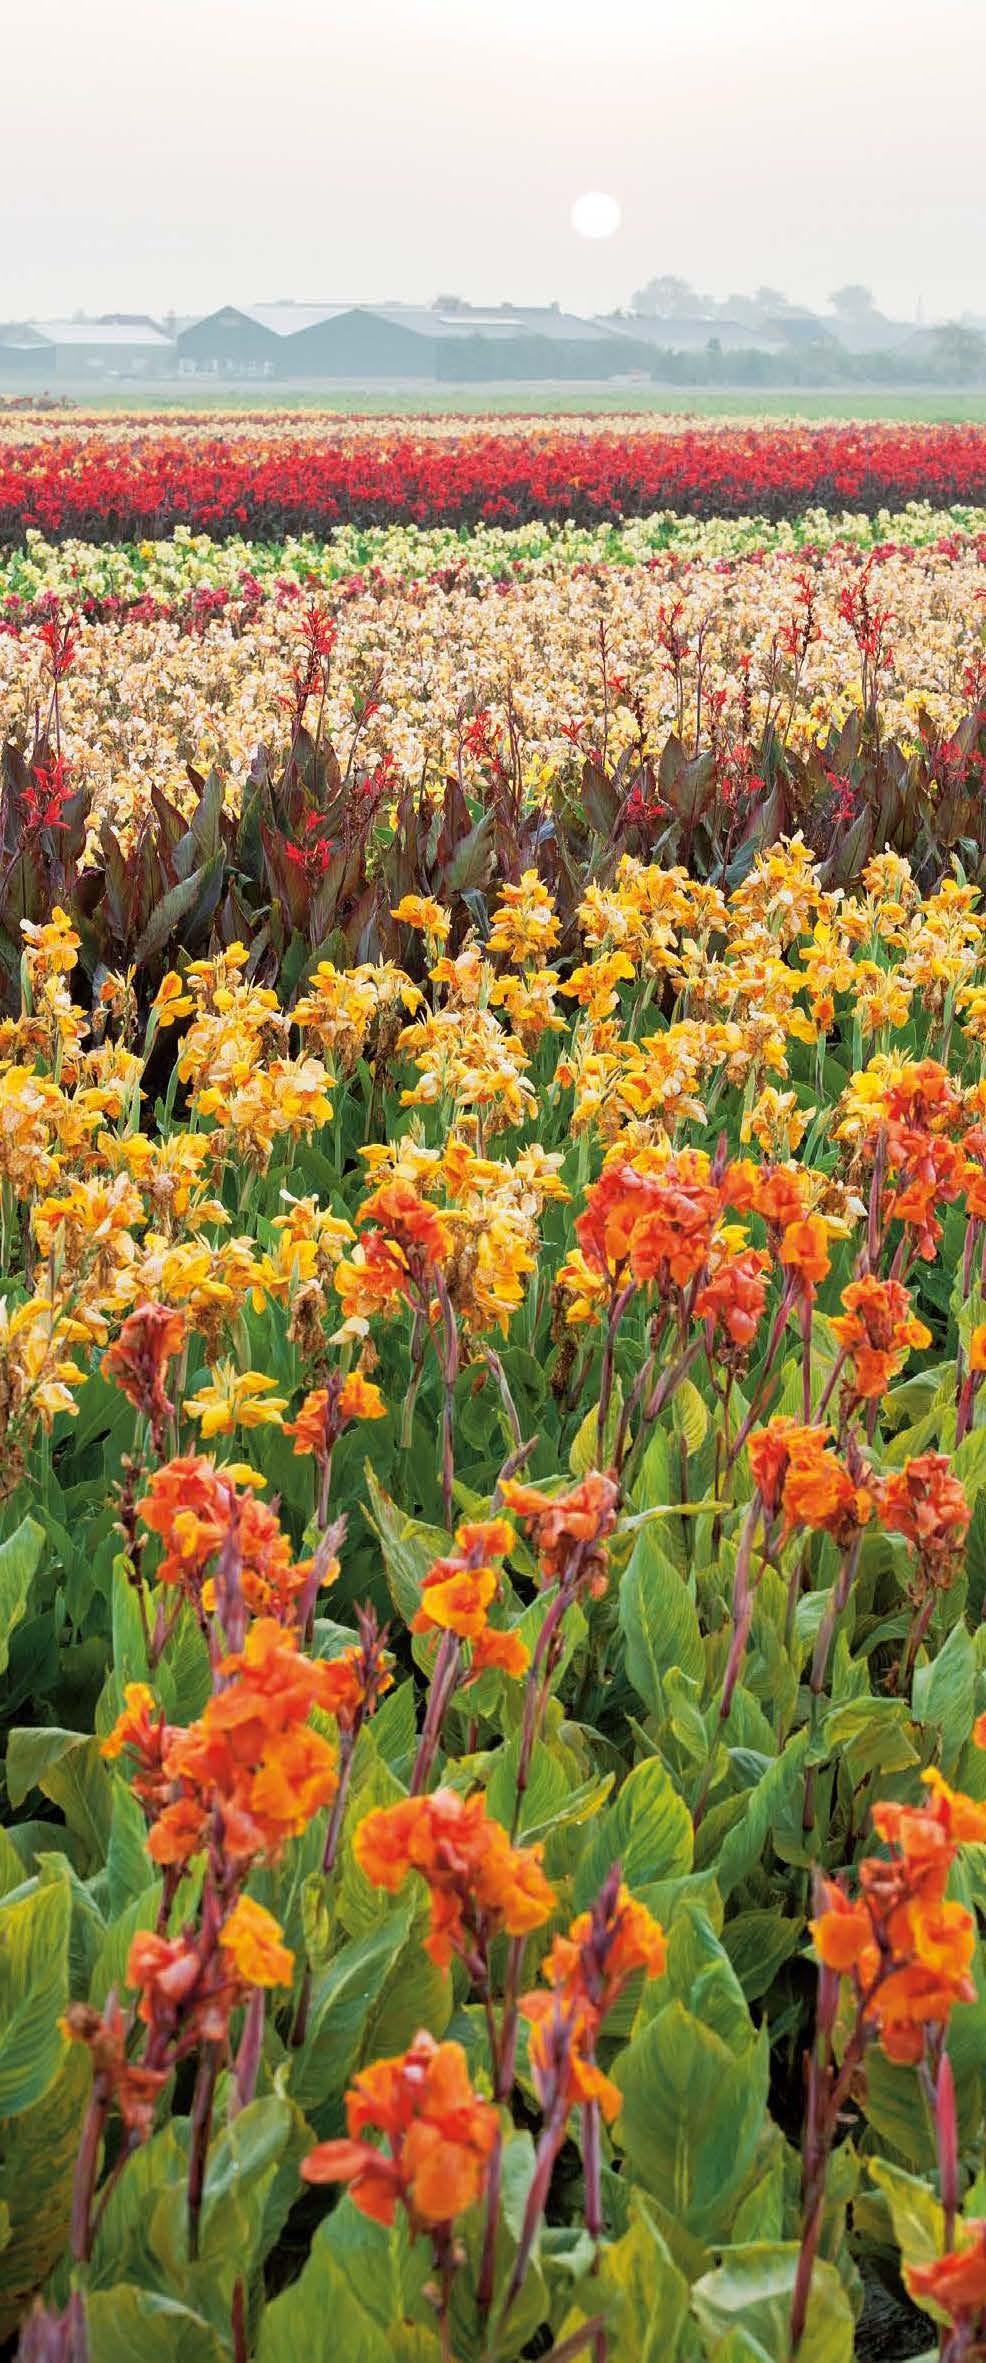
8, 700, 986, 2356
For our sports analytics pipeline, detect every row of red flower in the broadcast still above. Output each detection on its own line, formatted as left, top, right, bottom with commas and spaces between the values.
5, 420, 986, 539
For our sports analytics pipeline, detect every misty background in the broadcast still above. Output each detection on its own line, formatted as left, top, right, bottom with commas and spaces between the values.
6, 0, 985, 325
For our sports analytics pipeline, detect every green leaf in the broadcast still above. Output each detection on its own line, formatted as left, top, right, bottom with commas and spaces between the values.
721, 1912, 803, 2004
701, 1731, 810, 1902
0, 1517, 43, 1676
672, 1376, 709, 1454
620, 1525, 704, 1710
558, 2193, 690, 2363
362, 1466, 450, 1625
290, 1902, 449, 2117
5, 1728, 113, 1866
0, 2038, 89, 2340
612, 2002, 769, 2242
0, 1871, 71, 2115
575, 1756, 693, 1909
258, 2217, 396, 2363
86, 2286, 227, 2363
912, 1620, 975, 1768
868, 2159, 944, 2306
570, 1380, 622, 1476
691, 2244, 854, 2363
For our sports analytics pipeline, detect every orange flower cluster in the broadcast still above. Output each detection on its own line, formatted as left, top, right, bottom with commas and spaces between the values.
301, 2031, 497, 2231
498, 1470, 619, 1598
877, 1451, 971, 1586
811, 1773, 986, 2064
316, 1611, 395, 1735
353, 1786, 555, 1967
103, 1300, 186, 1453
62, 1995, 168, 2137
138, 1454, 314, 1624
408, 1514, 529, 1678
284, 1369, 386, 1462
748, 1417, 872, 1542
694, 1246, 770, 1353
335, 1179, 451, 1322
104, 1617, 338, 1869
879, 1063, 968, 1259
830, 1275, 931, 1400
126, 1892, 294, 2048
575, 1152, 723, 1292
520, 1876, 666, 2120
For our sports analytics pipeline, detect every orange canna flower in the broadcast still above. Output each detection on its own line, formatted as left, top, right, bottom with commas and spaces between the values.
147, 1618, 338, 1869
353, 1786, 555, 1967
520, 1871, 666, 2122
694, 1247, 770, 1351
781, 1438, 873, 1541
747, 1415, 819, 1522
877, 1453, 970, 1585
810, 1783, 982, 2065
410, 1515, 514, 1641
301, 2031, 497, 2232
906, 2223, 986, 2320
779, 1214, 831, 1294
830, 1275, 931, 1399
467, 1625, 530, 1681
285, 1371, 387, 1461
498, 1470, 619, 1598
218, 1894, 294, 1989
103, 1301, 186, 1451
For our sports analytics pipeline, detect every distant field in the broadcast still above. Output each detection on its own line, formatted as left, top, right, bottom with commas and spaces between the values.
21, 382, 986, 422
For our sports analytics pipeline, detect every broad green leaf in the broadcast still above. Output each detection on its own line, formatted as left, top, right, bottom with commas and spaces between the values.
558, 2193, 690, 2363
722, 1912, 803, 2003
258, 2218, 396, 2363
575, 1756, 693, 1908
290, 1902, 449, 2117
672, 1375, 709, 1454
912, 1620, 975, 1768
86, 2286, 227, 2363
570, 1379, 622, 1475
0, 2039, 89, 2340
362, 1465, 450, 1625
691, 2243, 854, 2363
0, 1872, 71, 2115
0, 1517, 43, 1676
612, 2002, 769, 2242
700, 1731, 810, 1902
5, 1728, 113, 1866
620, 1525, 704, 1709
868, 2159, 944, 2308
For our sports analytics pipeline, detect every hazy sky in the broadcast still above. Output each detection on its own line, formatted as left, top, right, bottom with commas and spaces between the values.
6, 0, 985, 323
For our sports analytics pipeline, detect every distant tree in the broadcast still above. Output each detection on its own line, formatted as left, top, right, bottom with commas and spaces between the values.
829, 283, 876, 319
631, 274, 701, 318
933, 321, 986, 383
433, 293, 467, 313
753, 286, 791, 313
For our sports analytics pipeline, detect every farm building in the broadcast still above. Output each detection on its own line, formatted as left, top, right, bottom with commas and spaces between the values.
176, 300, 657, 381
0, 323, 51, 386
7, 318, 177, 377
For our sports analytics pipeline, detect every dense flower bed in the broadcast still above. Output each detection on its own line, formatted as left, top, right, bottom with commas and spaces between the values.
2, 523, 985, 841
4, 847, 986, 2360
6, 414, 986, 539
6, 437, 986, 2362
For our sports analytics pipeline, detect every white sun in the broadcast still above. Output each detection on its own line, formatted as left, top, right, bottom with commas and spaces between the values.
571, 191, 622, 240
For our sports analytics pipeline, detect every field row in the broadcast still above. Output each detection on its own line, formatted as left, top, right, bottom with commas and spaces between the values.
6, 417, 986, 538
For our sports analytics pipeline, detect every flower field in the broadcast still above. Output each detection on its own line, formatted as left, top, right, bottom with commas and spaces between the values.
5, 413, 986, 538
4, 416, 986, 2363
